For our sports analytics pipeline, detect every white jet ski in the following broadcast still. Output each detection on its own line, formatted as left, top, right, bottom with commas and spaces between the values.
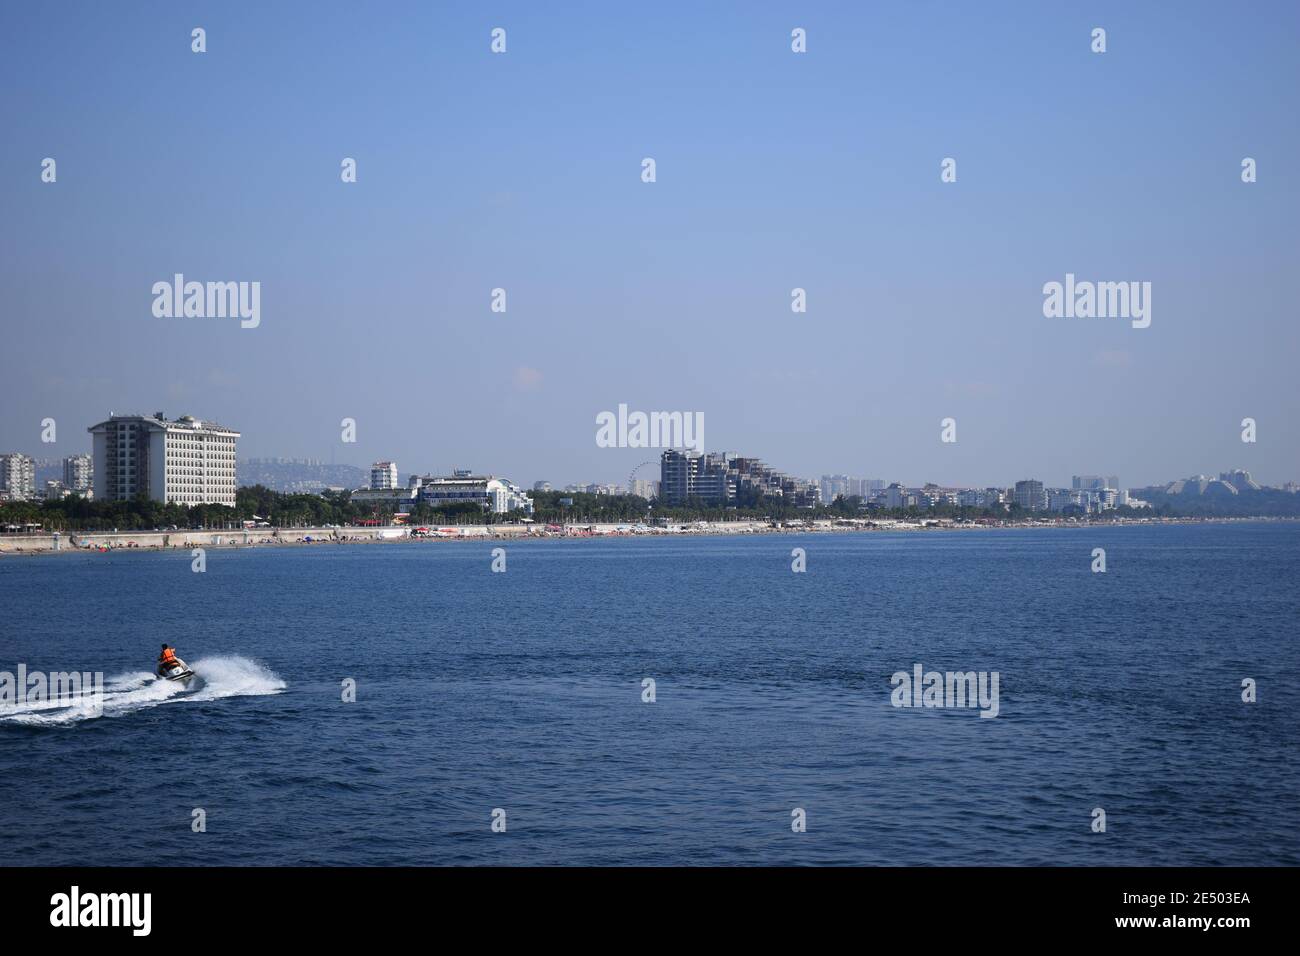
157, 656, 196, 684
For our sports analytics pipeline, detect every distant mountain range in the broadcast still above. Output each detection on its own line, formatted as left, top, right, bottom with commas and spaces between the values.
237, 459, 366, 494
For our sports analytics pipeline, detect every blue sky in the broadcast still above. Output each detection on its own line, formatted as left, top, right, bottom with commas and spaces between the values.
2, 1, 1297, 489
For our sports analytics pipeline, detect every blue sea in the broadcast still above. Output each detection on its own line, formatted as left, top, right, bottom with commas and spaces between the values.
1, 523, 1297, 866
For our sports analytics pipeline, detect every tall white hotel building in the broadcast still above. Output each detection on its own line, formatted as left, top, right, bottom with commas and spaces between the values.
88, 413, 240, 506
370, 460, 399, 490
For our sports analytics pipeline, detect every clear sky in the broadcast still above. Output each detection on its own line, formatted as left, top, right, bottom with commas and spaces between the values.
2, 1, 1297, 490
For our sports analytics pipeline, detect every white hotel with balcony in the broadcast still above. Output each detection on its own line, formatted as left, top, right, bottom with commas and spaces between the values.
351, 467, 534, 515
88, 413, 240, 506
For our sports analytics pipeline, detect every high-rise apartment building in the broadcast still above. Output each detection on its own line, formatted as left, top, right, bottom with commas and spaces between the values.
63, 454, 93, 493
88, 413, 239, 506
629, 478, 659, 499
1013, 479, 1046, 511
660, 450, 818, 508
0, 453, 36, 500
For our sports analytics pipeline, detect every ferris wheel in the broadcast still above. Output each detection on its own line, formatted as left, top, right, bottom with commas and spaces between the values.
628, 460, 657, 497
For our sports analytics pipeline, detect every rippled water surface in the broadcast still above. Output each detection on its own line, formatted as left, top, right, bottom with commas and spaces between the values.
1, 523, 1297, 865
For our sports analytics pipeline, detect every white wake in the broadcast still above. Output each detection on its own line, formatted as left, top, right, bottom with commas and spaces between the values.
0, 656, 285, 727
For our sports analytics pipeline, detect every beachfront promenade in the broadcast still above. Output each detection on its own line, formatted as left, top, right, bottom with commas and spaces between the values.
0, 521, 792, 554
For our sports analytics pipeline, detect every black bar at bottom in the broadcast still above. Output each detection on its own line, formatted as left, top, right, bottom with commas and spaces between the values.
0, 866, 1274, 941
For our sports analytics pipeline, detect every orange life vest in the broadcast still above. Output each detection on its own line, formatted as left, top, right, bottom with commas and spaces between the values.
161, 648, 177, 664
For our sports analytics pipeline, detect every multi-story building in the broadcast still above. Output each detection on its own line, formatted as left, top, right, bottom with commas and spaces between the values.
629, 478, 659, 500
62, 454, 93, 494
1220, 469, 1261, 492
1049, 489, 1087, 513
1072, 475, 1121, 493
909, 485, 960, 509
821, 475, 889, 502
0, 453, 37, 500
660, 449, 702, 504
737, 457, 820, 508
370, 461, 399, 490
87, 413, 239, 506
412, 471, 534, 515
42, 479, 70, 500
820, 474, 851, 504
1013, 479, 1046, 511
957, 487, 1006, 509
819, 476, 887, 500
881, 483, 913, 509
660, 450, 819, 508
533, 481, 552, 493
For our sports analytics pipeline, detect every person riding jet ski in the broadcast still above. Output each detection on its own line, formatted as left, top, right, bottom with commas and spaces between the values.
156, 644, 195, 683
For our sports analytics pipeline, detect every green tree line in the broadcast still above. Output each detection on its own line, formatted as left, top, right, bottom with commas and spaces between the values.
0, 486, 520, 532
4, 485, 1296, 534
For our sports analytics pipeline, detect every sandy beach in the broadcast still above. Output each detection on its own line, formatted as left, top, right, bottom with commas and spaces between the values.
0, 515, 1282, 556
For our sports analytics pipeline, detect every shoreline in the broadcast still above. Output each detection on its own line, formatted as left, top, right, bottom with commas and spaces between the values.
1, 515, 1292, 557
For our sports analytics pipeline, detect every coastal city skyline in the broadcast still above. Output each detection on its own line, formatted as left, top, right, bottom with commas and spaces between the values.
0, 403, 1289, 502
4, 3, 1297, 494
0, 403, 1290, 496
1, 407, 1292, 512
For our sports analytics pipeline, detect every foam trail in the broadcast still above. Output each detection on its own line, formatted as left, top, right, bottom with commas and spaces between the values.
185, 656, 286, 702
0, 656, 285, 727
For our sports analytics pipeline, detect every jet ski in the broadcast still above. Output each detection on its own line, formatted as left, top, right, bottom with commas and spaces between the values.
157, 656, 196, 684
